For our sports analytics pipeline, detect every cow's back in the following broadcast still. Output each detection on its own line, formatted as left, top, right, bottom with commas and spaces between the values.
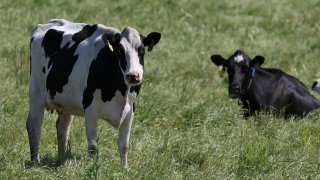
30, 19, 120, 115
247, 68, 320, 116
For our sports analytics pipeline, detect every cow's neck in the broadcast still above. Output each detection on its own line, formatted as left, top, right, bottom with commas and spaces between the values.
242, 68, 261, 104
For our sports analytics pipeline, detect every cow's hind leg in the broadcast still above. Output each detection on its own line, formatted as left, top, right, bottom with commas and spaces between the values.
26, 77, 45, 162
56, 112, 73, 161
26, 110, 44, 162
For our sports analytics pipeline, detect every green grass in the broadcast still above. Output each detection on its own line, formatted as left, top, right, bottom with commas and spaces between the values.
1, 0, 320, 178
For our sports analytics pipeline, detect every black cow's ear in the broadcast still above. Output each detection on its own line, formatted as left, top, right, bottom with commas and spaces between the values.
102, 33, 121, 51
211, 54, 226, 71
143, 32, 161, 52
250, 55, 265, 67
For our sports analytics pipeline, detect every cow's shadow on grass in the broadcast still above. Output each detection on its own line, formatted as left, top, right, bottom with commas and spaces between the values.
25, 153, 82, 170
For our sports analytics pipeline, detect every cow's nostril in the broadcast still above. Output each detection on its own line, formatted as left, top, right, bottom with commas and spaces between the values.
125, 73, 141, 84
231, 84, 240, 92
235, 86, 240, 92
126, 74, 136, 81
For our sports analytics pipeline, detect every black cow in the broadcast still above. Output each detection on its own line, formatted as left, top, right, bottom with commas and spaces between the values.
210, 49, 320, 118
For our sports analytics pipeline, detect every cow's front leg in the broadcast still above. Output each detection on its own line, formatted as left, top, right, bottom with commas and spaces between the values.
118, 109, 133, 169
85, 113, 98, 156
56, 112, 73, 161
239, 98, 250, 118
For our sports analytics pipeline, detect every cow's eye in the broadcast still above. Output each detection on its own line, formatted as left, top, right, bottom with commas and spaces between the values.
241, 65, 249, 72
138, 46, 145, 55
117, 45, 126, 70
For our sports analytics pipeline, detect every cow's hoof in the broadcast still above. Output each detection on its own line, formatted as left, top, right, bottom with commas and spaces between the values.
88, 145, 98, 159
31, 155, 40, 163
123, 166, 129, 172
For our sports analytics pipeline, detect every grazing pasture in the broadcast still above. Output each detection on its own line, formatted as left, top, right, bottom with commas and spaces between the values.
1, 0, 320, 178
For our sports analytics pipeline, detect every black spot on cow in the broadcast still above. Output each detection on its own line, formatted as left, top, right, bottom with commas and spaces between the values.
30, 37, 34, 45
72, 24, 98, 44
138, 46, 145, 66
130, 86, 141, 113
102, 33, 128, 72
30, 55, 32, 75
133, 102, 136, 112
42, 67, 46, 74
83, 45, 128, 109
46, 24, 98, 99
46, 42, 79, 98
42, 29, 64, 58
29, 54, 33, 75
30, 37, 34, 75
116, 44, 127, 72
130, 85, 141, 94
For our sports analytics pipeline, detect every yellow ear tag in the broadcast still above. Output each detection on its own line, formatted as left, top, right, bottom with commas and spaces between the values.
107, 41, 114, 52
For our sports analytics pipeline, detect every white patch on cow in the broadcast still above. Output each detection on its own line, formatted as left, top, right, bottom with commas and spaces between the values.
120, 27, 144, 83
88, 90, 121, 127
234, 55, 244, 63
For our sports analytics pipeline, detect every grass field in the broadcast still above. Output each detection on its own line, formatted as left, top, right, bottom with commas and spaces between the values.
1, 0, 320, 178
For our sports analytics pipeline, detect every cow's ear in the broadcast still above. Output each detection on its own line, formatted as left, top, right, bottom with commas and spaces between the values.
211, 54, 226, 71
102, 33, 121, 51
250, 55, 265, 67
143, 32, 161, 52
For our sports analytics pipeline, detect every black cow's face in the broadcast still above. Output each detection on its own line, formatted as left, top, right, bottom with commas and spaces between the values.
103, 28, 161, 86
211, 50, 264, 98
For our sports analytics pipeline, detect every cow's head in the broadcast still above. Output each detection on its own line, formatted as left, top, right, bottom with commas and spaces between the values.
211, 49, 264, 98
103, 27, 161, 86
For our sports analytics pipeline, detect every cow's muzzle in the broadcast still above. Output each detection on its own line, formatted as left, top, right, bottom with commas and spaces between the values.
228, 84, 241, 98
125, 73, 142, 85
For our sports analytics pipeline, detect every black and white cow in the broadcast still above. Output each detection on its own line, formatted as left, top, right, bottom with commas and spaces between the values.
210, 49, 320, 118
26, 19, 161, 168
